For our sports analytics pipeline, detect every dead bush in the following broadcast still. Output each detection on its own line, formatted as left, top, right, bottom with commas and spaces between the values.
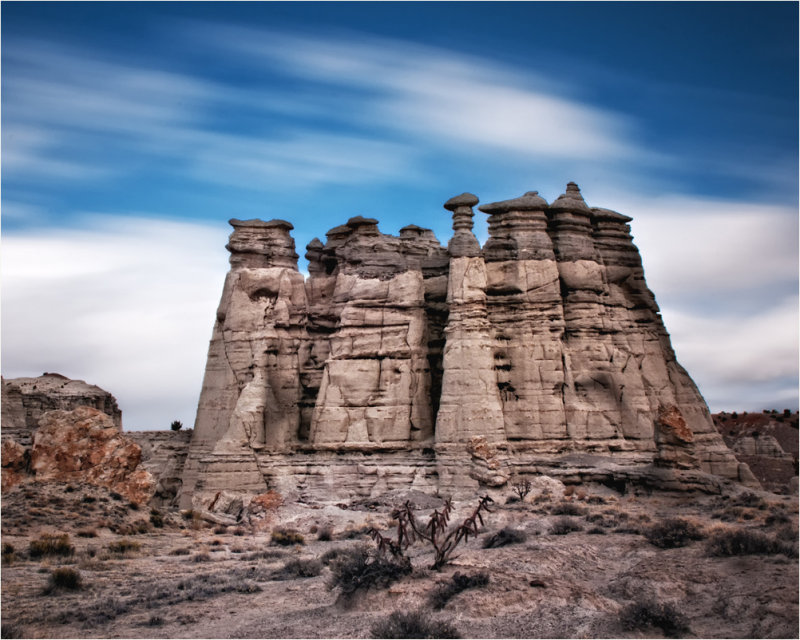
550, 501, 585, 516
619, 599, 690, 637
76, 528, 98, 538
550, 517, 583, 535
328, 545, 411, 601
371, 609, 460, 639
483, 527, 527, 549
644, 518, 704, 549
707, 528, 797, 557
430, 571, 489, 609
271, 528, 304, 546
44, 567, 82, 594
29, 534, 74, 559
272, 558, 323, 580
107, 539, 141, 555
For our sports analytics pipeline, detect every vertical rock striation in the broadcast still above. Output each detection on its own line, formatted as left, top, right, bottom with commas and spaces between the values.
180, 184, 756, 507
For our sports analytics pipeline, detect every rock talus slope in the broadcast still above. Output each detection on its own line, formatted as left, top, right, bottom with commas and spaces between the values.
180, 184, 756, 508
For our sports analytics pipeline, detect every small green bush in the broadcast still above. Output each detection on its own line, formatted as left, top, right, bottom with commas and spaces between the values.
483, 527, 527, 549
371, 609, 461, 639
29, 534, 74, 559
45, 567, 82, 593
430, 571, 489, 609
645, 518, 704, 549
619, 599, 690, 637
271, 528, 305, 546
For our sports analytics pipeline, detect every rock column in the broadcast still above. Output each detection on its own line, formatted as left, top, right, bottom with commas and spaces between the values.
479, 192, 568, 442
436, 194, 507, 494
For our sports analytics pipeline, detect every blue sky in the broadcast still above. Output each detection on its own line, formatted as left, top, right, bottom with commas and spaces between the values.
2, 1, 798, 429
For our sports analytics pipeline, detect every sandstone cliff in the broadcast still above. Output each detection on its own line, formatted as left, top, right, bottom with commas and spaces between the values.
2, 373, 122, 446
180, 184, 757, 508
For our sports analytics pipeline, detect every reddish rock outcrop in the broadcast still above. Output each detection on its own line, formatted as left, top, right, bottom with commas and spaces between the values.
30, 406, 155, 504
1, 439, 29, 492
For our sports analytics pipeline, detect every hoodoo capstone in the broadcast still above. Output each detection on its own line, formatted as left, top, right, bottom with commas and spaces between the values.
179, 184, 757, 508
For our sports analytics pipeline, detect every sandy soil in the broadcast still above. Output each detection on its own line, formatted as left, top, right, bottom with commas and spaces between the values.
1, 481, 797, 639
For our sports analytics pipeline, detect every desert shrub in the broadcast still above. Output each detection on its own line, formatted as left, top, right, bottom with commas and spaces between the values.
619, 599, 690, 637
76, 528, 98, 538
339, 524, 372, 540
81, 496, 96, 504
731, 492, 767, 510
644, 518, 704, 549
371, 609, 460, 639
430, 571, 489, 609
587, 526, 606, 535
550, 501, 585, 516
29, 534, 74, 558
213, 525, 228, 535
233, 527, 246, 536
169, 547, 191, 556
109, 491, 122, 501
1, 623, 24, 639
317, 525, 333, 541
320, 546, 352, 566
483, 527, 527, 549
273, 558, 323, 580
328, 546, 411, 600
2, 543, 15, 564
107, 539, 141, 554
512, 479, 532, 500
707, 528, 797, 557
193, 552, 211, 562
550, 517, 583, 535
45, 567, 82, 593
764, 510, 791, 526
271, 528, 305, 546
149, 509, 164, 528
148, 615, 164, 626
170, 420, 183, 431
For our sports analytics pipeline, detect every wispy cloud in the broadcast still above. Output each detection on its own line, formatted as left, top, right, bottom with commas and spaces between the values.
195, 25, 646, 161
1, 216, 228, 428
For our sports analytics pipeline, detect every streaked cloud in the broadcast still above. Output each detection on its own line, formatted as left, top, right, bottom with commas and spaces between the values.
1, 216, 228, 429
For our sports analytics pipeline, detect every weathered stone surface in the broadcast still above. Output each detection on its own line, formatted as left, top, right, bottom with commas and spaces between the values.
1, 438, 28, 492
180, 184, 756, 507
2, 373, 121, 445
128, 429, 192, 507
30, 406, 155, 503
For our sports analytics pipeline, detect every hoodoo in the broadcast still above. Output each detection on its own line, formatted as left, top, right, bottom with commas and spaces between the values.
179, 184, 757, 508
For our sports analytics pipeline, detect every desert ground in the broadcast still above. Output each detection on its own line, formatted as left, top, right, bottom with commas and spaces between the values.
1, 480, 797, 639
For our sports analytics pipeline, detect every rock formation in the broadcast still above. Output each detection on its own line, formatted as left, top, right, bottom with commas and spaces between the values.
180, 184, 757, 508
26, 406, 155, 503
128, 429, 192, 507
2, 373, 122, 446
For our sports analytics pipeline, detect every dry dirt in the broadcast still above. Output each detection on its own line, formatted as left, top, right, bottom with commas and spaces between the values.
1, 481, 797, 639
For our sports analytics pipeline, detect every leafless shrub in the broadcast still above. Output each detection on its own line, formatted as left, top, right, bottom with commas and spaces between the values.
550, 517, 583, 535
550, 501, 585, 516
327, 545, 411, 600
76, 528, 97, 538
272, 558, 323, 580
512, 479, 532, 501
644, 518, 705, 549
707, 528, 797, 557
371, 495, 494, 570
107, 539, 141, 555
430, 571, 489, 609
619, 598, 690, 637
271, 528, 305, 546
43, 567, 82, 594
371, 609, 461, 639
29, 534, 74, 559
483, 527, 527, 549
